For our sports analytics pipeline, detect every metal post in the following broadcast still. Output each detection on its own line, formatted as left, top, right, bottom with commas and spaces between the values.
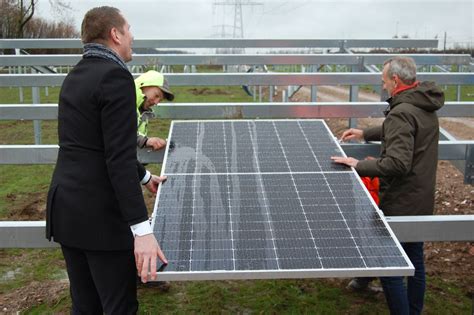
457, 65, 462, 101
311, 64, 318, 102
258, 86, 262, 102
18, 66, 24, 103
45, 87, 49, 97
253, 86, 256, 102
465, 144, 474, 184
282, 90, 288, 102
14, 48, 25, 102
31, 71, 42, 144
311, 86, 317, 102
349, 65, 359, 128
269, 86, 274, 103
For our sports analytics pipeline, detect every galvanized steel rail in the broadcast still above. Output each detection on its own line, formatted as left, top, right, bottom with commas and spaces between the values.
0, 38, 439, 49
1, 102, 473, 120
1, 215, 473, 248
1, 54, 471, 66
1, 72, 473, 87
0, 141, 472, 165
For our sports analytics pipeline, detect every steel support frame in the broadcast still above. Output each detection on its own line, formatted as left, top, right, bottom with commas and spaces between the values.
2, 102, 473, 120
0, 39, 439, 49
386, 215, 474, 242
1, 142, 472, 165
1, 73, 473, 87
1, 215, 472, 248
1, 54, 470, 67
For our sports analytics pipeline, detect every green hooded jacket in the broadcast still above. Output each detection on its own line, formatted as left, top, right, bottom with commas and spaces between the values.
356, 81, 445, 216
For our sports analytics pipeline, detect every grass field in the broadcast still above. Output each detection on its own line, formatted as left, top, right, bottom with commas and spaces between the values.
1, 83, 473, 313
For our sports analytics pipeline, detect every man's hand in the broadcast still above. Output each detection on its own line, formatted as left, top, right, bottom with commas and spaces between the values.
146, 137, 167, 151
331, 156, 359, 168
134, 234, 168, 283
145, 175, 167, 194
340, 128, 364, 142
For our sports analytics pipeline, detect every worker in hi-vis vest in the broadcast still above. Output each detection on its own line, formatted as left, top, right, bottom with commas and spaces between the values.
135, 70, 174, 151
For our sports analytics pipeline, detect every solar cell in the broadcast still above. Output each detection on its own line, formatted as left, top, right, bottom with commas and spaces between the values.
151, 120, 413, 280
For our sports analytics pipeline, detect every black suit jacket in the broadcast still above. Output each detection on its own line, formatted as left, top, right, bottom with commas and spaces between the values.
46, 57, 148, 251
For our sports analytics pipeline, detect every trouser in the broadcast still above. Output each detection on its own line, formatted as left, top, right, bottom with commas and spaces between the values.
61, 245, 138, 315
380, 242, 425, 315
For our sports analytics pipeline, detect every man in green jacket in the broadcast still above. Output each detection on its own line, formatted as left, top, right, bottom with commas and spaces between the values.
135, 70, 174, 150
331, 56, 444, 315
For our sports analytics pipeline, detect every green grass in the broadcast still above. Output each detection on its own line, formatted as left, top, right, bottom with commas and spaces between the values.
425, 277, 473, 314
0, 165, 54, 218
0, 249, 65, 293
171, 86, 253, 103
0, 87, 60, 104
443, 85, 474, 101
1, 254, 470, 315
1, 75, 473, 314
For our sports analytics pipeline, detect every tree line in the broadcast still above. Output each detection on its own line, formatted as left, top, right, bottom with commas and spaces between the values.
1, 0, 79, 53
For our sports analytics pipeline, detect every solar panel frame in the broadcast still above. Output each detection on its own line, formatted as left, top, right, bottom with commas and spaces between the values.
151, 119, 414, 281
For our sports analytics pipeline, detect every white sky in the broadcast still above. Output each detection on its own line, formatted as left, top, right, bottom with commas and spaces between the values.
37, 0, 473, 49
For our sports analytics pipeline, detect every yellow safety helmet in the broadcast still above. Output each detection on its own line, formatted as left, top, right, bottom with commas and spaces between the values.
135, 70, 174, 102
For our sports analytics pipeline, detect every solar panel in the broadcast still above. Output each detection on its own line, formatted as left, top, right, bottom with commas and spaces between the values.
151, 120, 413, 280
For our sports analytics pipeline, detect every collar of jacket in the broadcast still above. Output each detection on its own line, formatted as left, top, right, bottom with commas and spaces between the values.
384, 81, 420, 116
392, 81, 419, 97
82, 43, 128, 71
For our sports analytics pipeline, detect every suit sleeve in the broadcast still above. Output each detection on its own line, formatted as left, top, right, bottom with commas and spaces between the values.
100, 68, 148, 225
137, 160, 146, 180
356, 109, 415, 177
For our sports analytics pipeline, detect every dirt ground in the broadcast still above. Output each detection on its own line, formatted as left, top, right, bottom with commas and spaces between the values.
0, 280, 69, 314
1, 86, 473, 311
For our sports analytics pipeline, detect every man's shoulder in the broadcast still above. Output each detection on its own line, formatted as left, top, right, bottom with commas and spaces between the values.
389, 102, 420, 115
76, 58, 130, 73
71, 58, 133, 84
392, 100, 415, 109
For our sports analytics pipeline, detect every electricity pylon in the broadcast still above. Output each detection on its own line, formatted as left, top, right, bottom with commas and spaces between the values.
213, 0, 263, 53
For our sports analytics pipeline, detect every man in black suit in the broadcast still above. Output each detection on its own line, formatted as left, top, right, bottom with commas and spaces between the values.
46, 6, 167, 314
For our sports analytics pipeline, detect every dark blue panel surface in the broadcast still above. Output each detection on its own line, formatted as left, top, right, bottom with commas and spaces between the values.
152, 120, 410, 277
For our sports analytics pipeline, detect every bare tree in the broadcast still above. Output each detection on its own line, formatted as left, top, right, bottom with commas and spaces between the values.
17, 0, 38, 37
0, 0, 19, 38
48, 0, 74, 22
1, 0, 76, 38
1, 0, 79, 53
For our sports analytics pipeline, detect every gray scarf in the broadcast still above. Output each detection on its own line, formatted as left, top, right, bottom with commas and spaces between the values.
83, 43, 128, 71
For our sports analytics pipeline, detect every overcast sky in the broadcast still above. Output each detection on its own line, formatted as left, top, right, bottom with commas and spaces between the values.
37, 0, 472, 49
